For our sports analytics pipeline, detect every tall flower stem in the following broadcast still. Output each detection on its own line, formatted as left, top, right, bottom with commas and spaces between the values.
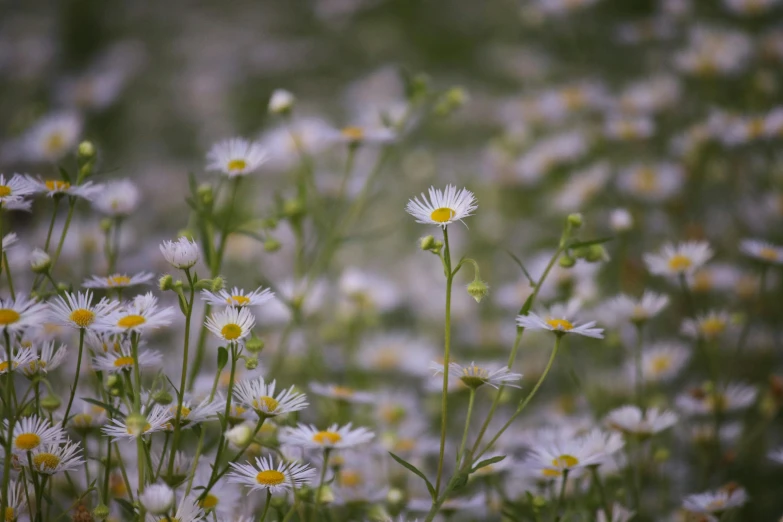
259, 490, 272, 522
590, 466, 612, 521
168, 269, 195, 478
61, 328, 85, 429
1, 329, 14, 515
634, 322, 645, 408
313, 448, 332, 521
457, 389, 476, 465
207, 344, 239, 486
554, 469, 570, 522
434, 226, 454, 496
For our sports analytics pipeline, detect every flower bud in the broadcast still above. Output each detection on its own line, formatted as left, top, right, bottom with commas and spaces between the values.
387, 487, 404, 505
41, 395, 61, 412
315, 485, 334, 504
467, 279, 489, 304
419, 235, 436, 251
139, 483, 175, 515
78, 141, 96, 160
159, 274, 174, 292
434, 87, 469, 117
567, 213, 583, 228
99, 218, 113, 233
197, 183, 214, 206
245, 336, 265, 354
152, 390, 173, 406
366, 505, 391, 521
269, 89, 295, 115
283, 198, 305, 220
584, 244, 609, 263
92, 504, 110, 521
29, 248, 51, 274
264, 238, 281, 252
244, 356, 259, 370
125, 413, 149, 437
225, 423, 253, 447
559, 255, 576, 268
211, 277, 224, 292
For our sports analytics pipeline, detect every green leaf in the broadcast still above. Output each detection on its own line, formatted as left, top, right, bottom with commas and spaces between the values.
568, 236, 613, 249
81, 397, 122, 418
388, 452, 435, 500
58, 167, 72, 183
505, 250, 535, 286
516, 293, 535, 318
217, 346, 228, 370
115, 498, 135, 515
471, 455, 506, 474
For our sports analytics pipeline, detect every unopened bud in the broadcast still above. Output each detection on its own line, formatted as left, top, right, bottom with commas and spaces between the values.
99, 218, 113, 233
78, 141, 96, 160
316, 485, 334, 504
139, 484, 175, 515
387, 487, 404, 505
584, 244, 608, 263
197, 184, 214, 206
245, 336, 265, 354
29, 248, 51, 273
41, 395, 61, 412
283, 199, 305, 220
211, 277, 224, 292
559, 255, 576, 268
467, 279, 489, 304
92, 504, 110, 520
366, 504, 391, 521
419, 235, 436, 251
264, 238, 281, 252
567, 213, 583, 228
434, 87, 469, 117
269, 89, 295, 115
225, 423, 253, 447
152, 390, 173, 406
159, 274, 174, 292
244, 356, 259, 370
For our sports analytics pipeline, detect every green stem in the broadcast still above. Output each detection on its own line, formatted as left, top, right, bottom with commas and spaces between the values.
590, 466, 612, 522
314, 448, 332, 520
50, 197, 77, 270
457, 389, 476, 466
634, 322, 645, 408
61, 329, 85, 429
212, 178, 242, 276
554, 469, 570, 522
207, 344, 238, 486
435, 226, 453, 496
259, 490, 272, 522
1, 329, 12, 515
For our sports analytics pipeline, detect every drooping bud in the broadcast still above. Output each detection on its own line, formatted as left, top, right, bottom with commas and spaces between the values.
225, 423, 253, 447
159, 274, 175, 292
244, 356, 259, 370
419, 235, 436, 251
467, 279, 489, 304
434, 87, 469, 117
245, 336, 265, 354
139, 483, 175, 515
92, 504, 110, 520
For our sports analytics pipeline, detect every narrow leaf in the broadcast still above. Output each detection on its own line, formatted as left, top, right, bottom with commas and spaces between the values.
471, 455, 506, 474
568, 236, 613, 249
217, 346, 228, 370
505, 249, 535, 286
388, 452, 435, 499
81, 397, 122, 418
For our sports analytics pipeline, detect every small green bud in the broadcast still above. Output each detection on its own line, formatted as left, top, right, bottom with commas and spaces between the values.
532, 495, 547, 508
434, 86, 469, 117
283, 198, 305, 220
366, 505, 391, 522
653, 448, 670, 462
264, 238, 281, 252
567, 213, 583, 228
211, 277, 224, 292
419, 235, 436, 251
315, 485, 334, 504
152, 390, 173, 405
172, 280, 184, 291
56, 282, 68, 293
244, 356, 259, 370
78, 141, 96, 160
194, 278, 213, 291
261, 217, 279, 229
197, 183, 214, 206
159, 274, 174, 292
432, 240, 444, 254
270, 495, 287, 509
41, 395, 61, 412
92, 504, 110, 520
245, 336, 265, 354
559, 255, 576, 268
467, 279, 489, 304
99, 218, 113, 233
584, 244, 608, 263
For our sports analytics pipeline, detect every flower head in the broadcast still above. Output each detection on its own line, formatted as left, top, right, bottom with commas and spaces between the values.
96, 293, 174, 334
516, 301, 604, 338
233, 377, 308, 417
405, 185, 477, 227
91, 179, 141, 216
26, 440, 84, 474
605, 405, 678, 436
160, 237, 200, 269
0, 295, 50, 333
10, 415, 65, 453
280, 423, 374, 450
201, 286, 274, 308
205, 306, 255, 343
49, 291, 119, 330
644, 241, 713, 277
739, 238, 783, 265
430, 361, 522, 390
206, 138, 268, 177
83, 271, 155, 290
228, 455, 316, 493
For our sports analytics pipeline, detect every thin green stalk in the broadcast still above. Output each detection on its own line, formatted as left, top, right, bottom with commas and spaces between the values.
168, 269, 195, 479
207, 344, 239, 486
102, 435, 112, 504
554, 469, 570, 522
457, 389, 476, 466
259, 490, 272, 522
2, 329, 15, 515
314, 448, 332, 520
212, 178, 242, 276
4, 254, 15, 300
50, 197, 77, 270
61, 328, 85, 428
434, 226, 453, 496
590, 466, 612, 521
335, 143, 358, 203
634, 322, 645, 408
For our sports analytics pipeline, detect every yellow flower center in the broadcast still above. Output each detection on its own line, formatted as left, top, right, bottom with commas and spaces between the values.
33, 452, 60, 471
748, 119, 765, 138
221, 323, 243, 340
546, 318, 573, 331
0, 186, 11, 198
0, 361, 14, 372
0, 309, 20, 325
256, 469, 286, 486
5, 506, 14, 521
45, 133, 65, 154
667, 254, 692, 271
45, 180, 70, 192
69, 308, 95, 328
107, 275, 131, 286
339, 470, 362, 488
430, 207, 455, 223
117, 315, 146, 329
252, 396, 279, 412
331, 386, 354, 399
700, 318, 726, 337
541, 468, 563, 478
635, 168, 658, 193
199, 494, 219, 509
394, 438, 416, 452
341, 126, 365, 141
126, 423, 151, 435
112, 355, 134, 368
15, 432, 41, 450
552, 454, 579, 468
759, 247, 779, 261
313, 431, 342, 445
650, 355, 672, 375
692, 271, 712, 293
72, 413, 93, 427
227, 159, 247, 172
227, 295, 251, 306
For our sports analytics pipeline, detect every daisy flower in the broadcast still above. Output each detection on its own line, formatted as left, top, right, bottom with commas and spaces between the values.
310, 383, 376, 404
227, 455, 316, 493
10, 415, 65, 453
91, 346, 163, 374
268, 89, 295, 114
201, 286, 274, 308
0, 174, 36, 207
682, 484, 747, 516
164, 396, 223, 430
83, 271, 155, 290
739, 238, 783, 265
677, 383, 757, 415
206, 138, 268, 177
96, 293, 174, 334
102, 406, 173, 441
644, 241, 713, 277
160, 237, 200, 269
604, 290, 669, 324
23, 112, 82, 162
2, 233, 19, 251
637, 342, 690, 382
91, 179, 141, 216
605, 405, 678, 436
48, 290, 119, 330
0, 295, 50, 333
24, 175, 102, 200
4, 480, 24, 522
516, 301, 604, 339
522, 432, 610, 479
681, 310, 732, 340
233, 377, 308, 417
139, 483, 175, 515
430, 361, 522, 389
70, 401, 108, 431
26, 440, 84, 474
0, 348, 37, 374
205, 306, 255, 343
280, 423, 375, 450
405, 185, 478, 227
21, 341, 67, 376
